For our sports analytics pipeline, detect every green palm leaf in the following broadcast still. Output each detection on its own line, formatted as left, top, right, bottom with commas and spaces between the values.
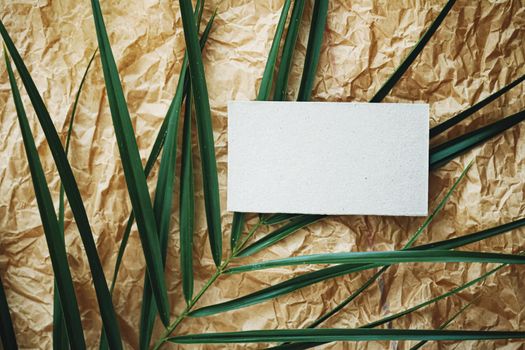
4, 50, 86, 349
370, 0, 456, 102
90, 0, 170, 326
1, 20, 122, 349
273, 0, 306, 101
0, 276, 17, 350
226, 250, 525, 273
179, 0, 222, 267
262, 213, 303, 226
180, 87, 195, 303
230, 212, 245, 250
257, 0, 292, 101
189, 216, 524, 317
236, 215, 324, 257
168, 328, 525, 344
54, 50, 97, 350
430, 74, 525, 138
430, 109, 525, 169
297, 0, 328, 101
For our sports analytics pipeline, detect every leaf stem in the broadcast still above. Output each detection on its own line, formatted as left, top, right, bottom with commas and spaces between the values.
153, 218, 262, 349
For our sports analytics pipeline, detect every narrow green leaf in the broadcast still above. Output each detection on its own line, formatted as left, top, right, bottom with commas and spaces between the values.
430, 74, 525, 138
179, 0, 222, 267
430, 109, 525, 169
90, 0, 169, 326
410, 297, 478, 350
236, 215, 324, 257
168, 329, 525, 344
257, 0, 292, 101
262, 213, 302, 226
230, 212, 245, 250
189, 216, 524, 317
226, 250, 525, 273
0, 276, 17, 350
1, 22, 122, 349
273, 0, 307, 101
137, 5, 212, 349
180, 87, 195, 303
54, 50, 96, 350
4, 50, 86, 349
370, 0, 456, 102
412, 217, 525, 251
297, 0, 328, 101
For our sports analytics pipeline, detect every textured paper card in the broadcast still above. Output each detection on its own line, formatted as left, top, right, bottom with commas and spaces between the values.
228, 101, 429, 216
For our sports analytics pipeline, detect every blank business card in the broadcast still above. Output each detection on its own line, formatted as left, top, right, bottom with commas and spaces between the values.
227, 101, 429, 216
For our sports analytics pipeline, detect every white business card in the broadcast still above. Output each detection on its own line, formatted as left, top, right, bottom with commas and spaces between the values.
227, 101, 429, 216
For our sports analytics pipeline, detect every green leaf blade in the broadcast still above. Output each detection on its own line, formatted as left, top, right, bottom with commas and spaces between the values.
257, 0, 292, 101
430, 110, 525, 169
273, 0, 306, 101
90, 0, 169, 326
370, 0, 456, 102
180, 88, 195, 303
179, 0, 222, 267
230, 212, 245, 250
236, 215, 324, 257
262, 213, 303, 226
297, 0, 328, 102
430, 74, 525, 138
227, 250, 525, 273
168, 329, 525, 344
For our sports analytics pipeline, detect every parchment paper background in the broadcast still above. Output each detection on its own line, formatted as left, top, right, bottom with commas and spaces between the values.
0, 0, 524, 349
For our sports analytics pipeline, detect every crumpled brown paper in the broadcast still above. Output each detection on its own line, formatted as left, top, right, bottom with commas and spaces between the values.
0, 0, 524, 349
